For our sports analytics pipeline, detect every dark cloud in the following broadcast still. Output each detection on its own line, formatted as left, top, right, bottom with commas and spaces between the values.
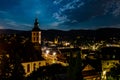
52, 0, 120, 30
0, 0, 20, 10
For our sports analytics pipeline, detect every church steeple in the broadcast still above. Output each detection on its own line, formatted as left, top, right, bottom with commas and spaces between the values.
32, 18, 41, 45
34, 18, 39, 28
32, 18, 40, 31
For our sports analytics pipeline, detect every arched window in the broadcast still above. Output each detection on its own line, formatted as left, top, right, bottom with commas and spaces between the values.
33, 63, 36, 71
36, 37, 39, 41
27, 64, 30, 72
34, 37, 36, 41
39, 62, 41, 67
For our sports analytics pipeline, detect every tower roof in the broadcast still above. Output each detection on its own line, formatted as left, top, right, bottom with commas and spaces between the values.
32, 18, 41, 31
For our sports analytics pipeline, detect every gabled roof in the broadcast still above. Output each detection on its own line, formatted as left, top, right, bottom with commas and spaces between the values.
82, 62, 100, 77
82, 59, 102, 72
82, 64, 95, 71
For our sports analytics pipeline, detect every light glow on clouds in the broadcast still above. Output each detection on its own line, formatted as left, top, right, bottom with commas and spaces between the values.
53, 0, 63, 5
104, 0, 120, 16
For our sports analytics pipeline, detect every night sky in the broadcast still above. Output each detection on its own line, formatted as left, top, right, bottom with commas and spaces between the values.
0, 0, 120, 30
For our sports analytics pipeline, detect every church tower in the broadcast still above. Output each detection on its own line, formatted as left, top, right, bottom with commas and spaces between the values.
32, 18, 41, 45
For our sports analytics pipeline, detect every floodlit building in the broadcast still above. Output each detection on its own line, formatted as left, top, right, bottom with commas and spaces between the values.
22, 60, 46, 76
97, 47, 120, 80
22, 18, 47, 76
31, 18, 41, 45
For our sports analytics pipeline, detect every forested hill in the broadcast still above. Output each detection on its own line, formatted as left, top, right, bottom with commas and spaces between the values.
0, 28, 120, 41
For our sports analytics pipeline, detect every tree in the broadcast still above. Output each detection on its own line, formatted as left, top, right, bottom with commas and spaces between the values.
67, 49, 83, 80
26, 64, 67, 80
9, 54, 25, 80
74, 50, 83, 80
109, 63, 120, 80
0, 50, 25, 80
0, 52, 12, 80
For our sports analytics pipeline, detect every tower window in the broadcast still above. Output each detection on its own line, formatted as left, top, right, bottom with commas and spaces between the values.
113, 62, 115, 64
37, 33, 39, 36
37, 37, 39, 41
39, 63, 41, 66
33, 33, 35, 36
34, 37, 36, 41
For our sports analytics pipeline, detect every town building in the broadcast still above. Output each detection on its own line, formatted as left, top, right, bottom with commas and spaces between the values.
97, 47, 120, 80
22, 18, 46, 76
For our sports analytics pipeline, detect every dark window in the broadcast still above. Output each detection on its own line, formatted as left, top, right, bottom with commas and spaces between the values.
113, 62, 115, 64
27, 64, 30, 72
33, 63, 36, 70
34, 37, 36, 41
33, 33, 35, 36
37, 37, 39, 41
46, 63, 49, 66
37, 33, 39, 36
107, 62, 109, 65
39, 63, 41, 66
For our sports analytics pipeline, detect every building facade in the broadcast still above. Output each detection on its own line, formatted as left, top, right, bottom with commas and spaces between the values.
22, 60, 46, 76
22, 18, 46, 76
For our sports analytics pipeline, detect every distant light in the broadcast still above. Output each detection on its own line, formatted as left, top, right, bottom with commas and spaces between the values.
53, 52, 56, 56
102, 70, 106, 79
65, 42, 70, 46
45, 50, 50, 57
103, 70, 106, 75
46, 50, 50, 54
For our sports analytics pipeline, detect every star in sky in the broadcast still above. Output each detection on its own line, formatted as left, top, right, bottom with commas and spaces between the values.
0, 0, 120, 30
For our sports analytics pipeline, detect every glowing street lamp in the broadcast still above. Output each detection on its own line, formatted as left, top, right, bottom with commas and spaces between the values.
45, 50, 50, 57
102, 70, 106, 80
52, 52, 57, 63
46, 50, 50, 54
53, 52, 56, 56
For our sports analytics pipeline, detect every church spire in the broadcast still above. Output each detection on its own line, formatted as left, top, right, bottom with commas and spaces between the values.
31, 18, 41, 45
32, 18, 40, 31
34, 18, 39, 28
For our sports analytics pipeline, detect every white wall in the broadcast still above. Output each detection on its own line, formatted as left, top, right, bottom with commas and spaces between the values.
22, 60, 46, 76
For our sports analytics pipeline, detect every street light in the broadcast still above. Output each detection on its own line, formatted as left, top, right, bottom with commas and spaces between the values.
102, 70, 106, 80
46, 50, 50, 54
45, 50, 50, 57
53, 52, 56, 56
52, 52, 57, 63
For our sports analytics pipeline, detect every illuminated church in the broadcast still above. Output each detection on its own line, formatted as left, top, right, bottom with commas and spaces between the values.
22, 18, 46, 76
31, 18, 42, 50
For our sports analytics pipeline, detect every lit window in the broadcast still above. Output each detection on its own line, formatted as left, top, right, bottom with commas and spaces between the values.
113, 55, 115, 58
